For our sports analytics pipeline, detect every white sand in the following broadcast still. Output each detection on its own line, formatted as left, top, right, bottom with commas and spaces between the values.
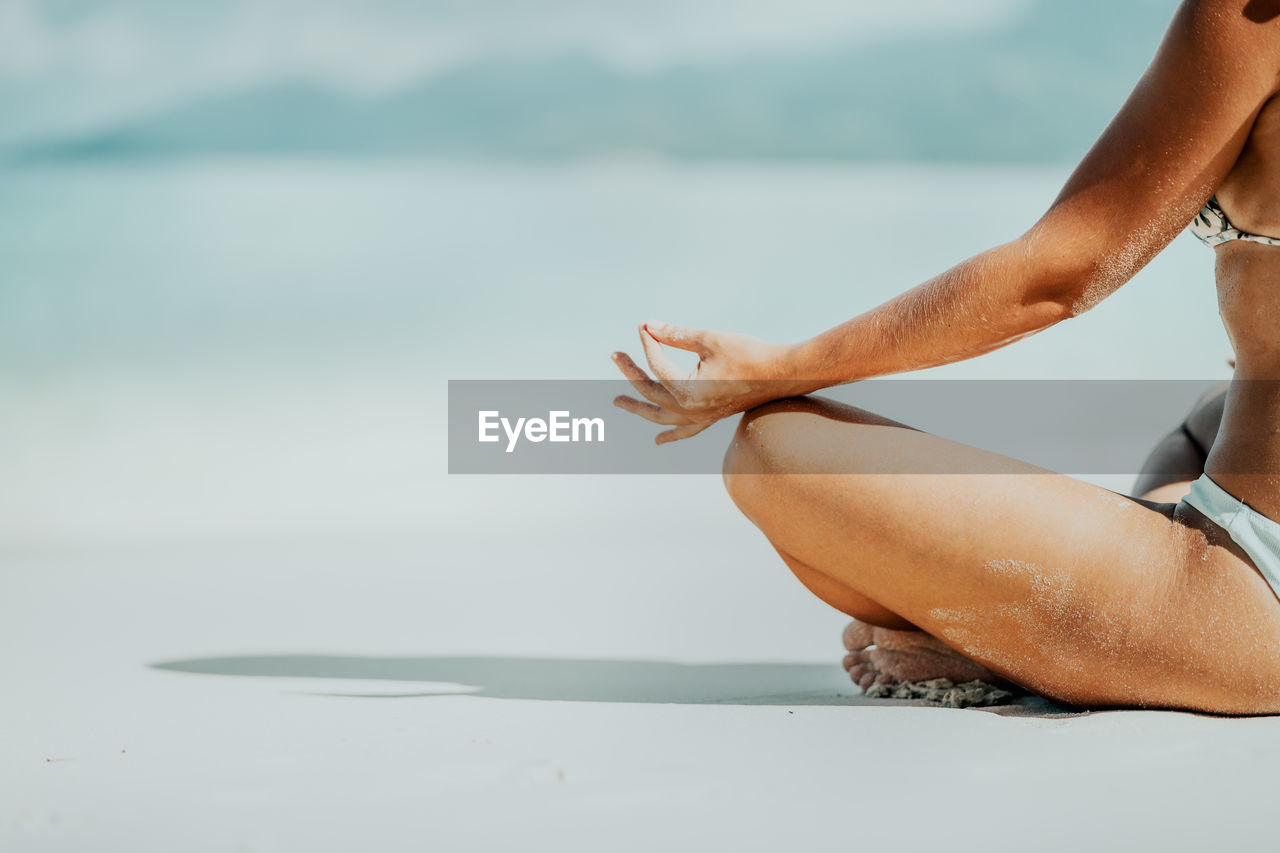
0, 157, 1253, 851
5, 484, 1280, 853
0, 370, 1270, 852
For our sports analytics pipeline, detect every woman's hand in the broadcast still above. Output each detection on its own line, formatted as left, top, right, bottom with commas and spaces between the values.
610, 321, 804, 444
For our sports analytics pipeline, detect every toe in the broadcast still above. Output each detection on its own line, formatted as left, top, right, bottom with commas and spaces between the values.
847, 651, 893, 692
856, 668, 887, 691
842, 619, 875, 651
848, 660, 872, 685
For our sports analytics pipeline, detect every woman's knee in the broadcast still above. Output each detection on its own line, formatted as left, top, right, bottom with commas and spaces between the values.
722, 400, 800, 514
723, 396, 893, 477
723, 398, 813, 475
721, 397, 858, 513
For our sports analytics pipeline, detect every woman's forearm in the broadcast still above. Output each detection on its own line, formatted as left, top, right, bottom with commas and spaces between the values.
780, 239, 1078, 389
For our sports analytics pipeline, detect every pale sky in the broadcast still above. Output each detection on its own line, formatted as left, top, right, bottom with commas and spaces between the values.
0, 0, 1029, 143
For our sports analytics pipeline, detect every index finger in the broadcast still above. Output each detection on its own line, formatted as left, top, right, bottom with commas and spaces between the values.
611, 351, 678, 408
639, 326, 690, 395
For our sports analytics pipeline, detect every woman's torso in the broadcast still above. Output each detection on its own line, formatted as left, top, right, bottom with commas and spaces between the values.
1202, 95, 1280, 515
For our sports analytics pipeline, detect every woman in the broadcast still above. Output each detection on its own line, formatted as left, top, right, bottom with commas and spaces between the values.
1134, 383, 1229, 504
610, 0, 1280, 713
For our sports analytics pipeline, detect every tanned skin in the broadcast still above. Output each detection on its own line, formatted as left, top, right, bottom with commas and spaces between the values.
612, 1, 1280, 713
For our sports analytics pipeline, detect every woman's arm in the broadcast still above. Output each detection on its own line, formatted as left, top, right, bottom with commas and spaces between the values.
615, 0, 1280, 441
781, 0, 1280, 386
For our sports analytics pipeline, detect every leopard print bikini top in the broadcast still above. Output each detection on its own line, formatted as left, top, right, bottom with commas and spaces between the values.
1190, 196, 1280, 248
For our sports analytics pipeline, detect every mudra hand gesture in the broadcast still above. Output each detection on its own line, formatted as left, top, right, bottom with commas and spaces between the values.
611, 321, 800, 444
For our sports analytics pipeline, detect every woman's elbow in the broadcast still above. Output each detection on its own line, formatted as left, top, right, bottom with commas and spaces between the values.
1010, 261, 1090, 327
1044, 265, 1126, 320
1015, 229, 1150, 320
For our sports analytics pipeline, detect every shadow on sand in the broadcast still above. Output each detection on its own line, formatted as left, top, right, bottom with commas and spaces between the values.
150, 654, 1078, 715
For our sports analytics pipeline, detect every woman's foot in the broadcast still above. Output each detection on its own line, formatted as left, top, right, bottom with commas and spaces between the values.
841, 619, 1002, 691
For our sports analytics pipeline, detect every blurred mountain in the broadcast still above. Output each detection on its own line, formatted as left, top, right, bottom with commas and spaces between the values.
17, 0, 1176, 162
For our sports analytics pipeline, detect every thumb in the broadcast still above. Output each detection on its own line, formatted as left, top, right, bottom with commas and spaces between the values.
644, 321, 712, 355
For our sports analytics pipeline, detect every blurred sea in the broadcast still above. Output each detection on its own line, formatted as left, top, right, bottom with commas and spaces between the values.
0, 158, 1232, 550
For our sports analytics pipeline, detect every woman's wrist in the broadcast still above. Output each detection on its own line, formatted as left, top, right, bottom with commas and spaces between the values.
768, 338, 833, 396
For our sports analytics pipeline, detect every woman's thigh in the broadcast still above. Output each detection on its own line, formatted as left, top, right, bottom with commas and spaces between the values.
723, 396, 1280, 713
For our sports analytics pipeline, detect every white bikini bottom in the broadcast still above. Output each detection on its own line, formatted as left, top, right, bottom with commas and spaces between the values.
1180, 473, 1280, 602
